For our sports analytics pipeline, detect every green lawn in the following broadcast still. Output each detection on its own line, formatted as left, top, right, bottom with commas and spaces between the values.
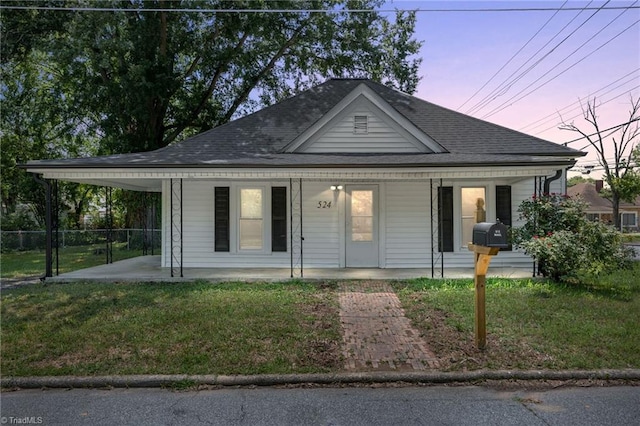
2, 266, 638, 376
622, 233, 640, 243
0, 243, 143, 278
0, 281, 341, 376
394, 264, 640, 371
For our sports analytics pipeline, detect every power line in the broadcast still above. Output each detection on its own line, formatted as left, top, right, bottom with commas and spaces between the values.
480, 0, 634, 119
456, 0, 568, 111
532, 84, 640, 136
481, 17, 640, 120
464, 0, 603, 116
577, 157, 639, 167
1, 3, 639, 13
519, 68, 640, 132
561, 117, 640, 145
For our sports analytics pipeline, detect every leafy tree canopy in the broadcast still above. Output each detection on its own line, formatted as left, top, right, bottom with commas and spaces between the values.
1, 0, 423, 224
567, 175, 595, 187
3, 0, 422, 155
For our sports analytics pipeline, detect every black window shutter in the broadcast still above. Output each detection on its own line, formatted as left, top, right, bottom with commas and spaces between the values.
214, 187, 230, 252
496, 185, 512, 251
271, 187, 287, 252
438, 186, 454, 252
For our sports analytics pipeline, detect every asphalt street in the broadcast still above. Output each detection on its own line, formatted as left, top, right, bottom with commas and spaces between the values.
1, 385, 639, 425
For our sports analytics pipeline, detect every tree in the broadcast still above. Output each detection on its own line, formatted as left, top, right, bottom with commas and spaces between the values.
2, 0, 422, 155
560, 98, 640, 229
1, 49, 99, 227
2, 1, 423, 227
567, 175, 594, 187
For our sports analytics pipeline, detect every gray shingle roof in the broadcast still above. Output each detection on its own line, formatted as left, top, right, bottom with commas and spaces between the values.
26, 79, 583, 169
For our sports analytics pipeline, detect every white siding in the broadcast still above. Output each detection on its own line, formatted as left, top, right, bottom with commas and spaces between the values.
299, 97, 426, 154
300, 182, 342, 267
160, 176, 554, 270
384, 182, 432, 267
162, 180, 291, 268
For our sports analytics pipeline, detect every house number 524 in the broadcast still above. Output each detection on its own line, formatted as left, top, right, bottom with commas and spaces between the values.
317, 201, 332, 209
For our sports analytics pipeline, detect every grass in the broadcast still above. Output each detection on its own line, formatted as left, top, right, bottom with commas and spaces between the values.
394, 263, 640, 371
1, 265, 638, 376
0, 280, 342, 376
0, 243, 143, 278
622, 233, 640, 243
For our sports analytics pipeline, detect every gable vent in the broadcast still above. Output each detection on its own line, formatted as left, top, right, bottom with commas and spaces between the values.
353, 115, 368, 134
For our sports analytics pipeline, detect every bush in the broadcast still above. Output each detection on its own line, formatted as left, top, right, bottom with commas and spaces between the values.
518, 230, 584, 281
513, 193, 633, 282
512, 193, 586, 242
580, 220, 634, 275
0, 209, 41, 231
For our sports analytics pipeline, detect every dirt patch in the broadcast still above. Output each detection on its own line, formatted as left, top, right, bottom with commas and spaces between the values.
404, 294, 551, 372
297, 292, 343, 370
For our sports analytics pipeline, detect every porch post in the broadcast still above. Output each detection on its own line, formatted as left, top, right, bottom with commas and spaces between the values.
142, 192, 147, 255
532, 177, 541, 277
53, 180, 59, 275
439, 179, 444, 276
105, 187, 113, 264
290, 178, 303, 278
170, 178, 183, 277
430, 178, 444, 278
430, 178, 435, 278
151, 192, 157, 256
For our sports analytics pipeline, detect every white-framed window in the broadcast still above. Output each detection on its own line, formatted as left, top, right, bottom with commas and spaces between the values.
215, 184, 288, 254
586, 213, 600, 222
621, 212, 637, 228
460, 187, 486, 249
238, 187, 265, 251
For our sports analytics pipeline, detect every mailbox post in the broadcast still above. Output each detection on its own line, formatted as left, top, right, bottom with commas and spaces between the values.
469, 222, 509, 350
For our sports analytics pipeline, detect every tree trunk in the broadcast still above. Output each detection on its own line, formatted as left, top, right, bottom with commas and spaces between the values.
612, 195, 621, 230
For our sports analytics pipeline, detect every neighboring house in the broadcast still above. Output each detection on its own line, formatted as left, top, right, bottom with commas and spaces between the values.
25, 79, 584, 276
568, 181, 640, 232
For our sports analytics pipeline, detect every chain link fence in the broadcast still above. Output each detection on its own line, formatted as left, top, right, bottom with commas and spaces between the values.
1, 229, 161, 253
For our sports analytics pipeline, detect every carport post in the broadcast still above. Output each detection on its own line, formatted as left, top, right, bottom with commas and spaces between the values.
468, 244, 499, 350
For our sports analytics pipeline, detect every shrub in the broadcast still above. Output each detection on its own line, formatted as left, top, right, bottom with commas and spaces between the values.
580, 220, 634, 275
513, 193, 633, 282
518, 230, 585, 281
0, 209, 41, 231
512, 193, 586, 242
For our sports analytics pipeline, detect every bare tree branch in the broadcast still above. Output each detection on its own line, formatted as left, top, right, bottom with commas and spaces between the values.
559, 96, 640, 229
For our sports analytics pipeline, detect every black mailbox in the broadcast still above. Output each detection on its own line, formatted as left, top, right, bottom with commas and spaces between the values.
472, 222, 509, 248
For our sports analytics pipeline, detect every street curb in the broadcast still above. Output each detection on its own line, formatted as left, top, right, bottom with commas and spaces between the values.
3, 370, 640, 389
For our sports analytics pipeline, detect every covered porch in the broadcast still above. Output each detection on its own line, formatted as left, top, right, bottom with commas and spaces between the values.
45, 255, 535, 283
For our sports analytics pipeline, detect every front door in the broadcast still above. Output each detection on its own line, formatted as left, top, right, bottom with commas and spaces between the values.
346, 185, 379, 267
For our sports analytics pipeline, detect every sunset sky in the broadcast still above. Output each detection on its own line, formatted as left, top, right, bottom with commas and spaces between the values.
391, 0, 640, 177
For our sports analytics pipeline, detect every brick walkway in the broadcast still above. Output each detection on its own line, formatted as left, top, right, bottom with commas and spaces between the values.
339, 282, 440, 371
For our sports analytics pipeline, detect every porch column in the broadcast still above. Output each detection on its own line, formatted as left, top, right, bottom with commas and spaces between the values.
170, 178, 183, 277
53, 180, 59, 275
290, 178, 303, 278
105, 187, 113, 264
430, 178, 444, 278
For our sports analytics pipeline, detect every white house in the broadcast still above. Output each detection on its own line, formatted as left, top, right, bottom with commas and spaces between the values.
25, 79, 584, 277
